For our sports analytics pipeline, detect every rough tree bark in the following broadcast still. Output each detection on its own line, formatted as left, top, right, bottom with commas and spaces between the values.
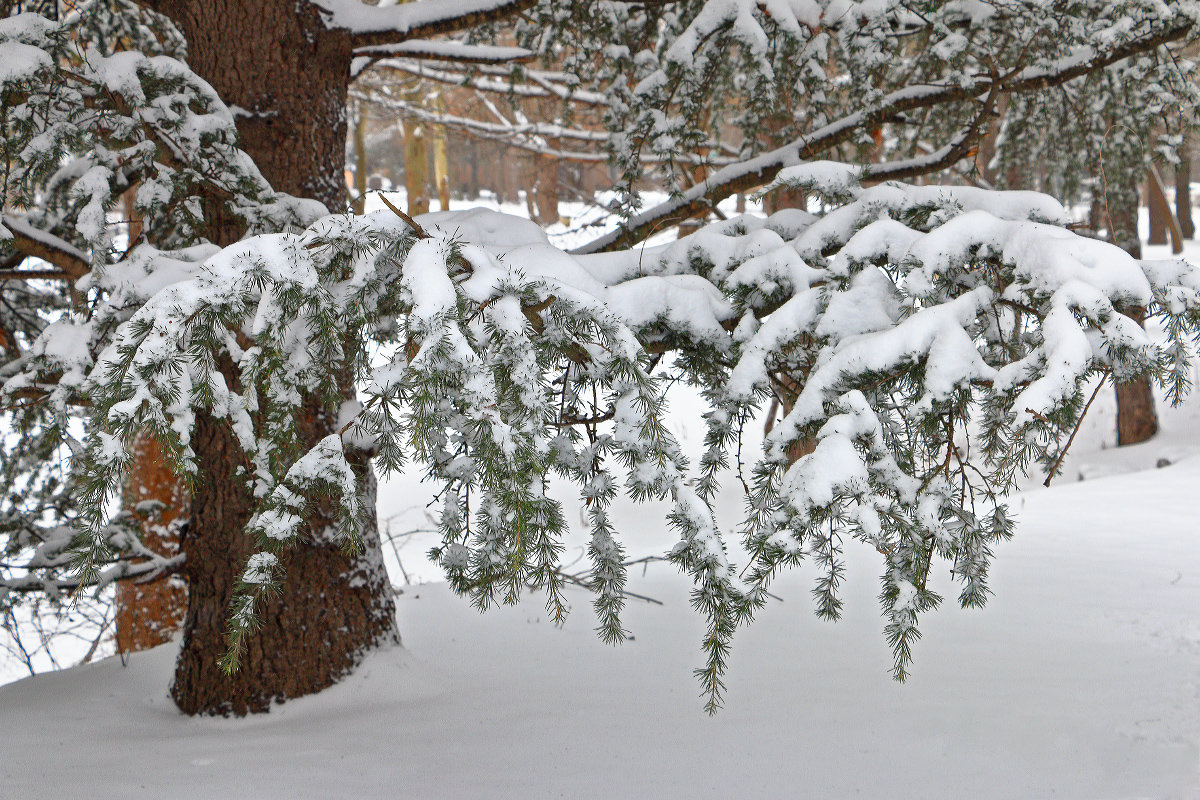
171, 366, 397, 716
1178, 144, 1195, 239
148, 0, 399, 715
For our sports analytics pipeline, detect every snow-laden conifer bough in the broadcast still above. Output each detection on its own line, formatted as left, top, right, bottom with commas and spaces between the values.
4, 0, 1200, 714
15, 163, 1200, 710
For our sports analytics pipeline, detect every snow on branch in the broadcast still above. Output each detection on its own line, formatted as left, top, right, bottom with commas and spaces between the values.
368, 58, 608, 105
355, 90, 734, 166
316, 0, 536, 47
0, 513, 185, 602
353, 39, 533, 64
0, 214, 91, 280
0, 13, 325, 265
29, 162, 1200, 709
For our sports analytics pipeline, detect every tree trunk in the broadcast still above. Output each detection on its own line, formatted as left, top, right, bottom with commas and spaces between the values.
1147, 175, 1168, 246
171, 390, 397, 716
116, 434, 188, 654
116, 85, 186, 660
122, 188, 142, 245
529, 154, 559, 226
405, 122, 431, 216
1086, 196, 1105, 238
155, 0, 399, 715
978, 94, 1007, 187
433, 98, 451, 211
1116, 374, 1159, 446
501, 147, 522, 204
764, 185, 806, 215
352, 100, 368, 215
466, 138, 479, 199
765, 375, 816, 464
167, 0, 351, 216
1106, 180, 1158, 445
1147, 165, 1183, 253
1178, 145, 1194, 239
1106, 179, 1142, 258
435, 132, 451, 211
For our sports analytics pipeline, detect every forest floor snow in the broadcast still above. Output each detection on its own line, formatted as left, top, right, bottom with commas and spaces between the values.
2, 426, 1200, 797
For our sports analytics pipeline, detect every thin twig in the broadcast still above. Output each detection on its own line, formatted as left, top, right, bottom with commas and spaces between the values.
1043, 371, 1109, 487
377, 192, 430, 239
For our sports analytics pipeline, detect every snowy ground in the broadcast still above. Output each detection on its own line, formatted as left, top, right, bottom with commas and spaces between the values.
2, 199, 1200, 797
2, 455, 1199, 798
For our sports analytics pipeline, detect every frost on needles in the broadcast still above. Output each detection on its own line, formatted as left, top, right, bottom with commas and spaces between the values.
12, 161, 1200, 711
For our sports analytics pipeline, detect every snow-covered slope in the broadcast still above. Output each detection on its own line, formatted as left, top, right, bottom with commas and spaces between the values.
2, 451, 1199, 798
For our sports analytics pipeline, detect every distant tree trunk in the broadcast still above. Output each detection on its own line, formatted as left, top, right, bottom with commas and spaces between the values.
466, 138, 479, 198
1146, 166, 1183, 252
116, 163, 189, 658
978, 94, 1007, 186
432, 97, 451, 211
528, 154, 559, 226
1114, 305, 1159, 447
122, 188, 142, 244
1107, 179, 1142, 258
764, 185, 806, 215
434, 126, 450, 211
1178, 145, 1194, 239
154, 0, 399, 716
116, 434, 188, 655
1087, 196, 1105, 238
1147, 175, 1168, 246
351, 101, 368, 214
1116, 372, 1159, 446
1108, 179, 1158, 446
405, 122, 430, 216
501, 148, 522, 204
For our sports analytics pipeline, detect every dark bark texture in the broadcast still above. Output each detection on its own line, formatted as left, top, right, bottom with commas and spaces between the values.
1178, 148, 1195, 240
1147, 175, 1168, 246
152, 0, 398, 715
168, 0, 352, 214
172, 397, 397, 716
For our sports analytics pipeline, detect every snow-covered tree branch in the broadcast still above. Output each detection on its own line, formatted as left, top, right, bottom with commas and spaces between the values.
317, 0, 536, 47
32, 165, 1200, 709
573, 12, 1198, 252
